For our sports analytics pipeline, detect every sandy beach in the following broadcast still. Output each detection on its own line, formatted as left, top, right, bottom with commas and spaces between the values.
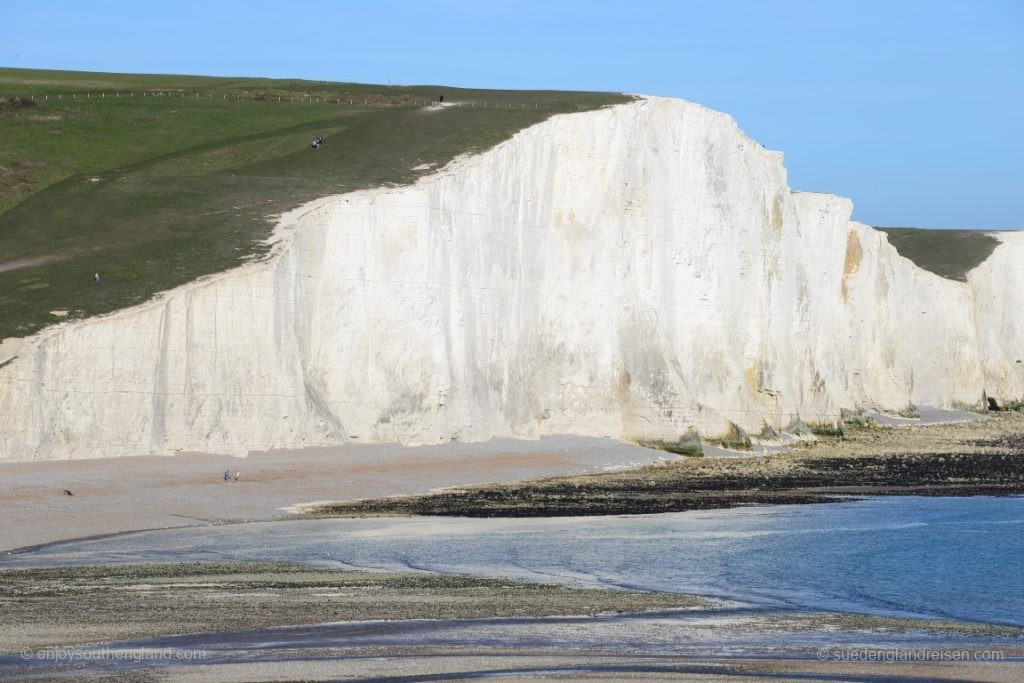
0, 436, 664, 551
6, 411, 1019, 553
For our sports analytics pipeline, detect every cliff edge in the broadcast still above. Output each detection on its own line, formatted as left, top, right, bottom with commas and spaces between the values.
2, 96, 1021, 459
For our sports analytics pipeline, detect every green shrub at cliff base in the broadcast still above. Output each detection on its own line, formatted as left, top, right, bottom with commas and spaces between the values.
896, 405, 921, 419
636, 437, 703, 457
842, 415, 878, 431
0, 67, 629, 340
808, 423, 845, 438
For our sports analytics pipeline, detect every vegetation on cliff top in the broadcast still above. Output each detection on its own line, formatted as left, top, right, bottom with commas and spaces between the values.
877, 227, 1001, 282
0, 67, 628, 339
0, 67, 1002, 341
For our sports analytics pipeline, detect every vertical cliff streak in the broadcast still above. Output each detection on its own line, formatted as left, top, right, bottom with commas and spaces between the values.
1, 96, 1022, 460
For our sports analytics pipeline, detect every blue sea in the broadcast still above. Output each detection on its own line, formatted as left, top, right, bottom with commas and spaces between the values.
5, 496, 1023, 626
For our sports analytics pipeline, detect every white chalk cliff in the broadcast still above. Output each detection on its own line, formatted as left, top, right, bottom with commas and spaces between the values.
2, 96, 1022, 460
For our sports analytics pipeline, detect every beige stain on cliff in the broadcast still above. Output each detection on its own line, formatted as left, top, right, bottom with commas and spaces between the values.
770, 195, 783, 236
841, 229, 863, 303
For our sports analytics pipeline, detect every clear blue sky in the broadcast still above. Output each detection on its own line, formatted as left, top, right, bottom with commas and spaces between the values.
2, 0, 1021, 229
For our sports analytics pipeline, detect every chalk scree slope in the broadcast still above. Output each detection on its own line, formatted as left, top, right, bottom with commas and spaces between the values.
2, 96, 1022, 459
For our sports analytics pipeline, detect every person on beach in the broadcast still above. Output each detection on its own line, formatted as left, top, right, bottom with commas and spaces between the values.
223, 469, 231, 482
234, 470, 240, 482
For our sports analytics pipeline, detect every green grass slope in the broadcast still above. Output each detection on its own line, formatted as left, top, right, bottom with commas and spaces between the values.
0, 67, 629, 339
876, 227, 1001, 282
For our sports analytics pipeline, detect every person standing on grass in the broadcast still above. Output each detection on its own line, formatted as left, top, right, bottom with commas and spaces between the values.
94, 272, 100, 284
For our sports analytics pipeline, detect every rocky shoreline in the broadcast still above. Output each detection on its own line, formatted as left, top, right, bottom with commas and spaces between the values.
310, 413, 1024, 518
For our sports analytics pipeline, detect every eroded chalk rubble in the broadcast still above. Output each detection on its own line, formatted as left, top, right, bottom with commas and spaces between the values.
2, 96, 1022, 459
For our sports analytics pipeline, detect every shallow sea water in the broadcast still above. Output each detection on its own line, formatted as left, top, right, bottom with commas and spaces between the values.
5, 496, 1023, 626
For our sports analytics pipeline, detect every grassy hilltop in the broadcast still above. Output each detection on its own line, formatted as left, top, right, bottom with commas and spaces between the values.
0, 68, 1004, 341
0, 67, 628, 340
876, 227, 1000, 282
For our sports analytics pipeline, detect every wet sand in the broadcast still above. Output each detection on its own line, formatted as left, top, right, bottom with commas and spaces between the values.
33, 652, 1024, 683
0, 563, 706, 652
3, 563, 1022, 682
0, 436, 665, 551
10, 635, 1024, 682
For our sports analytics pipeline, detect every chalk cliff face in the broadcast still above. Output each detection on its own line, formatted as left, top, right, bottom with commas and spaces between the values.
2, 97, 1022, 459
